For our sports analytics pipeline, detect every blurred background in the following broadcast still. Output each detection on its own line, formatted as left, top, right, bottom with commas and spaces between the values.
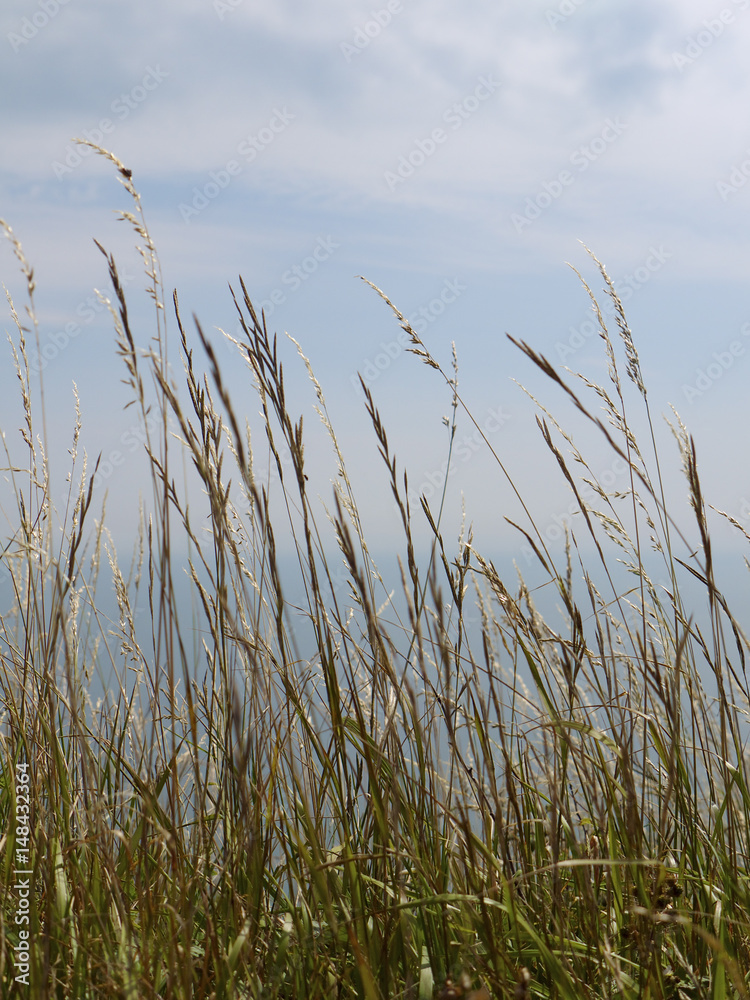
1, 0, 749, 628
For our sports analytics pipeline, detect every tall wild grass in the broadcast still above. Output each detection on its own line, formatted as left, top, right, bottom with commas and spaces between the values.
1, 146, 750, 999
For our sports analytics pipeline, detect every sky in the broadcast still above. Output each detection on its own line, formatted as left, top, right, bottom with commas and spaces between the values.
1, 0, 750, 626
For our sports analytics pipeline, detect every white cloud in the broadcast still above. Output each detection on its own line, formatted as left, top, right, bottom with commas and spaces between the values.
2, 0, 750, 551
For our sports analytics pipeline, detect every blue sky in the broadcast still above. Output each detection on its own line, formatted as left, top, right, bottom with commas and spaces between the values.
2, 0, 750, 615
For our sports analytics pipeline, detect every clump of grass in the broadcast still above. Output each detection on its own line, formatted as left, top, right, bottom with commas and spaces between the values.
1, 148, 750, 999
